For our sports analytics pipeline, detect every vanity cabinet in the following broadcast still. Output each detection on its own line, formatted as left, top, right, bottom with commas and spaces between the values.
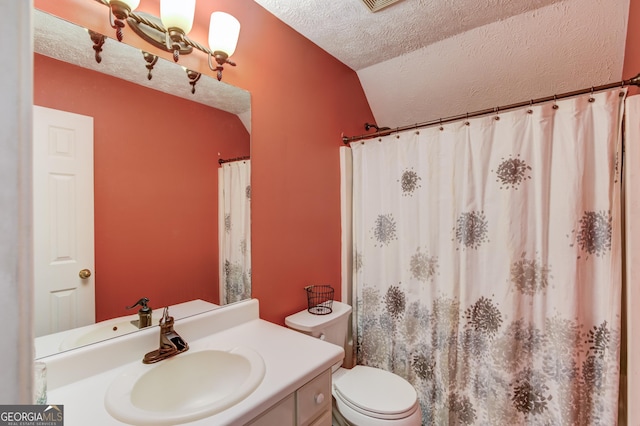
42, 301, 344, 426
248, 369, 332, 426
297, 369, 332, 426
246, 394, 296, 425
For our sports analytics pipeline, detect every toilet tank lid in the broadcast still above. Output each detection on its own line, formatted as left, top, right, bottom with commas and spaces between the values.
285, 301, 352, 332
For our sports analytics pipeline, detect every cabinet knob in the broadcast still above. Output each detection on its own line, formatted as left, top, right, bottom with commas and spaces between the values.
314, 393, 325, 405
319, 333, 326, 341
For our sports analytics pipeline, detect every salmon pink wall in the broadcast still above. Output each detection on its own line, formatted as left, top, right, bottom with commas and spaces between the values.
624, 0, 640, 95
34, 54, 250, 321
36, 0, 375, 325
216, 2, 375, 324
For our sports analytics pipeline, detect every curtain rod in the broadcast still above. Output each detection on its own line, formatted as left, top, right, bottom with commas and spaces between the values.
342, 73, 640, 144
218, 155, 250, 165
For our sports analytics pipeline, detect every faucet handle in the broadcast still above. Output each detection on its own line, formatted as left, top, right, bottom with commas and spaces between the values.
126, 297, 151, 312
160, 307, 171, 325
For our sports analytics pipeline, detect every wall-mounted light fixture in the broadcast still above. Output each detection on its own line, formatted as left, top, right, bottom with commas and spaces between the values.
142, 51, 159, 80
99, 0, 240, 81
107, 0, 140, 42
159, 0, 195, 62
88, 30, 106, 63
185, 68, 202, 94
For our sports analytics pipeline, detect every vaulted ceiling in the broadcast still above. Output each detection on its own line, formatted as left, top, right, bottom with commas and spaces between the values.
254, 0, 630, 132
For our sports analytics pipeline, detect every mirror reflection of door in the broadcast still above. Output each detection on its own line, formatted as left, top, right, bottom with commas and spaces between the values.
33, 105, 95, 337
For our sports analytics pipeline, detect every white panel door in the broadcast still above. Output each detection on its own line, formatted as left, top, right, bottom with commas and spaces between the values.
33, 105, 95, 337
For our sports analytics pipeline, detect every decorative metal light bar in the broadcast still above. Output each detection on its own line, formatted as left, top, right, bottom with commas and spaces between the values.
95, 0, 240, 81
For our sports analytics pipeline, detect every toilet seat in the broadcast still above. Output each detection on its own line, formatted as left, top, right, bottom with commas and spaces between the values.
333, 366, 419, 421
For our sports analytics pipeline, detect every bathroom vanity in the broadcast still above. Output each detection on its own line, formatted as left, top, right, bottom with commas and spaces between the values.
247, 369, 332, 426
40, 299, 341, 425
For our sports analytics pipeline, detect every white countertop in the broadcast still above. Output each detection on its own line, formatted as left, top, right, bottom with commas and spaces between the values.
41, 299, 344, 425
35, 299, 218, 359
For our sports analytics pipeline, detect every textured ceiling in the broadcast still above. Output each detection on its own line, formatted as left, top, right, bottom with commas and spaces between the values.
253, 0, 568, 71
33, 10, 251, 130
253, 0, 630, 132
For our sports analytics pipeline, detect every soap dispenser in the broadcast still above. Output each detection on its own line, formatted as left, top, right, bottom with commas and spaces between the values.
126, 297, 153, 328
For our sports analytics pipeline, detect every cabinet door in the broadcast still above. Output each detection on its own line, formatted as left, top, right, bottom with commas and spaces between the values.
309, 409, 332, 426
297, 370, 332, 426
247, 394, 295, 426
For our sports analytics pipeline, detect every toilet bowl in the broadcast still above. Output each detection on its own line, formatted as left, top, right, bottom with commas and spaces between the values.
332, 366, 421, 425
285, 301, 422, 426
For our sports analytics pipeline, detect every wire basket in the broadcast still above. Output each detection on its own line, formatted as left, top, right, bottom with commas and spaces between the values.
305, 285, 334, 315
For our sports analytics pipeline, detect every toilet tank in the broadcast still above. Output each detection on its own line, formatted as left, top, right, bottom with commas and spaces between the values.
285, 301, 352, 350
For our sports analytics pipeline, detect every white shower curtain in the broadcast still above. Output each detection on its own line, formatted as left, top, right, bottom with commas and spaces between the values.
351, 89, 626, 424
625, 94, 640, 423
218, 160, 251, 304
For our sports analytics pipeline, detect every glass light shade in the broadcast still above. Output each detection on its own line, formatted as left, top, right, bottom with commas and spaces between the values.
208, 12, 240, 57
110, 0, 140, 10
160, 0, 196, 34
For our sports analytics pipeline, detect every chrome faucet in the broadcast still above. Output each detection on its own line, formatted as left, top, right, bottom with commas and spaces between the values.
142, 307, 189, 364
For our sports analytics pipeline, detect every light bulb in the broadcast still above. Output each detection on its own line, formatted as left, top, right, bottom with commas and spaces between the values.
160, 0, 196, 34
208, 12, 240, 57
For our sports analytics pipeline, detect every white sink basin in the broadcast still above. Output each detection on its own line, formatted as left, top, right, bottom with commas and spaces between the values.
104, 347, 266, 425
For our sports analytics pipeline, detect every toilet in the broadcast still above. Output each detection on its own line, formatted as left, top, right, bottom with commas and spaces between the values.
285, 301, 422, 426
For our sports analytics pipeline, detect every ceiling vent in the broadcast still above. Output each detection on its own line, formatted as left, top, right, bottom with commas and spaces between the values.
361, 0, 405, 12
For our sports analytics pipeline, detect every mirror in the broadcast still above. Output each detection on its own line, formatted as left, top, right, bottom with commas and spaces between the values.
33, 9, 251, 358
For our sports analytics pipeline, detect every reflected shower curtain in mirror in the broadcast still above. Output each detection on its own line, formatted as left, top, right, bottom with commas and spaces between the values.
351, 89, 626, 424
219, 160, 251, 304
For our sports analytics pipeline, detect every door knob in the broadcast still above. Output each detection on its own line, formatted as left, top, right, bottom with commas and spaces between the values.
79, 269, 92, 279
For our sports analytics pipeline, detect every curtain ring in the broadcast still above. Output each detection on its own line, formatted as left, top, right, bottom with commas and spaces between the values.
439, 118, 444, 131
552, 94, 559, 110
527, 99, 533, 114
494, 106, 500, 121
465, 112, 470, 126
588, 87, 595, 103
414, 123, 419, 135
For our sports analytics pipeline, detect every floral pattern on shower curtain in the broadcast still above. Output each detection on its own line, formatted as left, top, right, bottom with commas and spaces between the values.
351, 89, 626, 425
220, 160, 251, 304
